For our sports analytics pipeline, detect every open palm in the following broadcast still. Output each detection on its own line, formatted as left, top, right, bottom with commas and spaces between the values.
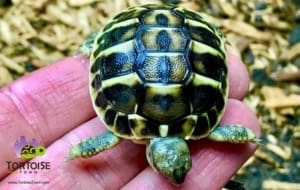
0, 54, 259, 190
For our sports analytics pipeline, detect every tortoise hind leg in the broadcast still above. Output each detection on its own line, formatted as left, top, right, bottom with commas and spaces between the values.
68, 131, 120, 160
208, 124, 261, 144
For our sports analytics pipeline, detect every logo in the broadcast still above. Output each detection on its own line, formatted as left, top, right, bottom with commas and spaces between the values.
14, 136, 46, 159
6, 136, 50, 174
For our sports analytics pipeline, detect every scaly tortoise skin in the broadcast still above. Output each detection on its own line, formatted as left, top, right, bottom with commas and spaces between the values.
69, 4, 259, 184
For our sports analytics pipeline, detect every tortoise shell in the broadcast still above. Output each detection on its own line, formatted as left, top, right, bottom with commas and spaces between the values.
89, 4, 227, 140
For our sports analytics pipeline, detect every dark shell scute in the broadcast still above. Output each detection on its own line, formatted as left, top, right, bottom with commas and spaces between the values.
187, 26, 222, 53
115, 115, 131, 135
102, 8, 147, 32
95, 92, 108, 109
193, 115, 210, 136
138, 86, 190, 123
113, 8, 147, 23
215, 92, 226, 111
186, 85, 220, 114
90, 57, 100, 73
156, 30, 172, 51
128, 116, 160, 137
176, 8, 215, 33
189, 52, 227, 82
103, 84, 133, 103
91, 74, 102, 89
97, 24, 139, 51
104, 109, 117, 125
152, 94, 175, 112
99, 51, 137, 78
103, 83, 138, 113
138, 54, 189, 83
156, 13, 169, 26
157, 56, 171, 83
176, 8, 204, 22
140, 6, 183, 27
139, 28, 188, 52
207, 108, 218, 127
168, 121, 184, 135
141, 121, 160, 136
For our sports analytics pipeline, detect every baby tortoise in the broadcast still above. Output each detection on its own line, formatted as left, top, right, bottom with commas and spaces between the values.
69, 4, 259, 184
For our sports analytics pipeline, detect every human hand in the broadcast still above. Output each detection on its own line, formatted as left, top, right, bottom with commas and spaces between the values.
0, 54, 260, 190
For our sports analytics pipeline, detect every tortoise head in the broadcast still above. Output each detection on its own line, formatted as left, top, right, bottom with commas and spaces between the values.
146, 137, 192, 184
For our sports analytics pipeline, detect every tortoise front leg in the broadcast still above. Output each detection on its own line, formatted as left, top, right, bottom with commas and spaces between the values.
79, 31, 100, 56
68, 131, 120, 160
208, 125, 261, 144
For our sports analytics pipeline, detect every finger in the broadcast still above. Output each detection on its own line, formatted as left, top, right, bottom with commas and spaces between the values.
122, 99, 260, 190
0, 117, 148, 189
0, 56, 95, 179
227, 54, 250, 100
220, 99, 260, 136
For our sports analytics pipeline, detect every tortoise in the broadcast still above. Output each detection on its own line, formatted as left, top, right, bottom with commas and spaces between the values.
69, 4, 259, 184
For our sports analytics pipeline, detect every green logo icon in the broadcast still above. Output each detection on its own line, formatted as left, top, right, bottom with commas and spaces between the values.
14, 136, 46, 159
